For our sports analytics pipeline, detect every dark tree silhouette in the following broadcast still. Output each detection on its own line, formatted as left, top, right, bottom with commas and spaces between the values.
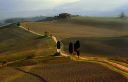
76, 40, 80, 49
74, 40, 80, 52
57, 13, 71, 19
74, 40, 80, 57
69, 42, 73, 54
55, 41, 61, 56
120, 12, 126, 19
57, 41, 61, 49
17, 22, 20, 26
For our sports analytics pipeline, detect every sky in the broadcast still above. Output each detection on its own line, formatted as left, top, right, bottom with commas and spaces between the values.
0, 0, 128, 20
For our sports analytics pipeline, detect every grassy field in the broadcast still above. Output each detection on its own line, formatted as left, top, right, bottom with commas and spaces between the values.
21, 17, 128, 59
0, 24, 56, 82
71, 16, 128, 31
0, 24, 56, 63
62, 36, 128, 58
0, 17, 128, 82
21, 21, 128, 40
0, 56, 128, 82
12, 61, 128, 82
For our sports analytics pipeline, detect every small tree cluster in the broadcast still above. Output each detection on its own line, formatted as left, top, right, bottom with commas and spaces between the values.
55, 13, 71, 19
120, 12, 126, 19
69, 40, 80, 58
17, 22, 20, 26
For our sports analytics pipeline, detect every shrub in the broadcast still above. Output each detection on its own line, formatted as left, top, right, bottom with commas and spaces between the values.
55, 13, 71, 19
44, 31, 50, 37
17, 22, 20, 26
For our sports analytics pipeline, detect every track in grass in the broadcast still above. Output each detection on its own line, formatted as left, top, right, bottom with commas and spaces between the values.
14, 68, 48, 82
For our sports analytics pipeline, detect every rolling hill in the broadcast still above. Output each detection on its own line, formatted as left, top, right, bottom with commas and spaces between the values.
0, 21, 127, 82
21, 17, 128, 60
0, 23, 56, 62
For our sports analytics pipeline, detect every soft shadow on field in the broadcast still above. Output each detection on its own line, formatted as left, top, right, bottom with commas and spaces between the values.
35, 36, 47, 40
62, 36, 128, 58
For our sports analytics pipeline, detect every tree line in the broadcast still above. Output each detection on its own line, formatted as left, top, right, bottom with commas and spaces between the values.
56, 40, 80, 58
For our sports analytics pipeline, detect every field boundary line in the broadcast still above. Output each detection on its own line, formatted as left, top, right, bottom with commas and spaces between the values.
15, 68, 48, 82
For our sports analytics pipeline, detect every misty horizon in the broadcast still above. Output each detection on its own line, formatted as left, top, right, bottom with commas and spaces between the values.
1, 0, 128, 20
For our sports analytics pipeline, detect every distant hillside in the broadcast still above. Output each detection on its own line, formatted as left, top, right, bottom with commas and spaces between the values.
4, 16, 47, 23
59, 16, 128, 31
22, 18, 128, 59
42, 16, 128, 31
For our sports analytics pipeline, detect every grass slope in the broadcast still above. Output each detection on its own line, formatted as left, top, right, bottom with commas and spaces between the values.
15, 61, 128, 82
62, 36, 128, 58
21, 18, 128, 59
0, 24, 56, 63
71, 16, 128, 31
0, 23, 127, 82
21, 21, 128, 40
0, 24, 56, 81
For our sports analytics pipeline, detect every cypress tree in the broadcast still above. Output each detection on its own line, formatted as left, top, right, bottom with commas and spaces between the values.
57, 41, 61, 49
69, 42, 73, 54
75, 40, 80, 49
74, 40, 80, 52
74, 40, 80, 57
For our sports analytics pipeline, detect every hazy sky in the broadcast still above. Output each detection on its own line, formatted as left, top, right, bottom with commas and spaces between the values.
0, 0, 79, 12
0, 0, 128, 20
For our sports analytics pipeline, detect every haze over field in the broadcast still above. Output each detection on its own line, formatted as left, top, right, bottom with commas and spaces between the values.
1, 0, 128, 19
